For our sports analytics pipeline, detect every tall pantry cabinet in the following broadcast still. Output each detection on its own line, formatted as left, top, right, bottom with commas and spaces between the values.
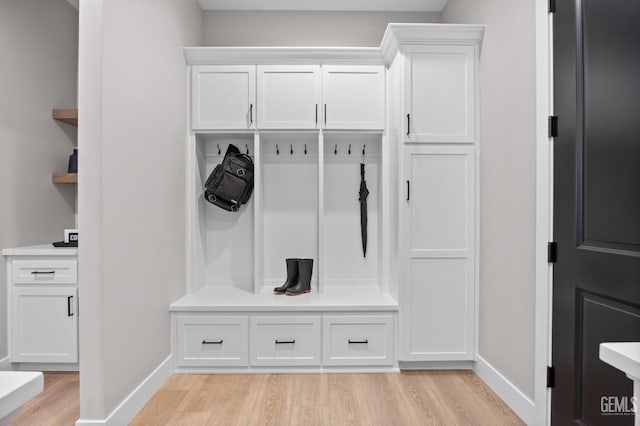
171, 24, 484, 372
385, 25, 482, 362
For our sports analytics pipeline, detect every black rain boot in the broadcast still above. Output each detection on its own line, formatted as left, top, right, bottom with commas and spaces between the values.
273, 258, 299, 294
286, 259, 313, 296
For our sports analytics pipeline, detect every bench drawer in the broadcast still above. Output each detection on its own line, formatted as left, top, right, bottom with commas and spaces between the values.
322, 315, 394, 366
176, 316, 248, 367
250, 316, 321, 366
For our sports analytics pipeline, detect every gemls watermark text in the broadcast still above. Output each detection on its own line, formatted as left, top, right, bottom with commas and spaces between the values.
601, 396, 637, 416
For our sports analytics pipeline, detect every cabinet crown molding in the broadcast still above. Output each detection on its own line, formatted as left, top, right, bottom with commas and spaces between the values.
184, 23, 485, 66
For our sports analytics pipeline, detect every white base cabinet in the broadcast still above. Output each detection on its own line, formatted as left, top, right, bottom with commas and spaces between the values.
173, 312, 397, 371
11, 287, 77, 363
3, 246, 79, 366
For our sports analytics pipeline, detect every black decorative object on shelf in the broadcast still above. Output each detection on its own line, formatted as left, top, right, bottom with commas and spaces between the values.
67, 148, 78, 173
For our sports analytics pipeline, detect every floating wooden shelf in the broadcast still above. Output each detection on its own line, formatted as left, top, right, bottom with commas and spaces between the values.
52, 173, 77, 184
52, 109, 78, 126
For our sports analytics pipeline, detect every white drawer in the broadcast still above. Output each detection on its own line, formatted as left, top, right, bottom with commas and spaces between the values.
176, 316, 248, 367
322, 315, 394, 366
250, 316, 321, 366
11, 259, 77, 285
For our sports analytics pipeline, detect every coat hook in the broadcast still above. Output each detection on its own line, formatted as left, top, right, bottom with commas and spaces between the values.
348, 144, 351, 155
276, 144, 279, 155
290, 144, 293, 155
246, 144, 249, 155
304, 144, 307, 155
217, 144, 221, 155
334, 144, 338, 155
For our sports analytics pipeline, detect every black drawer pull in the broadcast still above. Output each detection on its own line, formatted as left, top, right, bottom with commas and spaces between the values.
202, 339, 223, 345
348, 339, 369, 344
67, 296, 74, 317
31, 270, 55, 275
275, 339, 295, 344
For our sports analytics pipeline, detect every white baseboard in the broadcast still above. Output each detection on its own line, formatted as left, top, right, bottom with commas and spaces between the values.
75, 354, 173, 426
0, 356, 16, 371
399, 360, 474, 370
474, 355, 535, 425
175, 366, 400, 374
17, 363, 79, 372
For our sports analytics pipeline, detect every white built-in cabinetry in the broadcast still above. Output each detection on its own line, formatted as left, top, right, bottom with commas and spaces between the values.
391, 26, 481, 364
322, 65, 385, 130
3, 246, 79, 367
191, 65, 256, 130
403, 45, 476, 143
401, 146, 475, 361
172, 24, 483, 372
257, 65, 321, 129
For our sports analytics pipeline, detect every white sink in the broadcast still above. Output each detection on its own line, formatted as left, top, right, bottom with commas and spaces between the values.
600, 342, 640, 426
0, 371, 44, 426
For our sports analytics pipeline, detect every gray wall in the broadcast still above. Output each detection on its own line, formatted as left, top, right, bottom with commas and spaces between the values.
204, 11, 440, 46
442, 0, 537, 399
0, 0, 78, 361
78, 0, 202, 419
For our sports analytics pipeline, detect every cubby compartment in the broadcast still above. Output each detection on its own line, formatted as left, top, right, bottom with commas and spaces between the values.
257, 133, 319, 294
322, 133, 382, 292
192, 133, 256, 294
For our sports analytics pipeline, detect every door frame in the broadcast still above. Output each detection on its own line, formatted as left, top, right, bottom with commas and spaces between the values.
534, 0, 553, 424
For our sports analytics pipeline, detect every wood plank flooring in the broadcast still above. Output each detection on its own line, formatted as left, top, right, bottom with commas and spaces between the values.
11, 371, 524, 425
13, 372, 79, 426
131, 371, 524, 426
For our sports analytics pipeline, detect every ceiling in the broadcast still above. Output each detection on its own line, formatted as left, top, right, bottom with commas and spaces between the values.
198, 0, 449, 12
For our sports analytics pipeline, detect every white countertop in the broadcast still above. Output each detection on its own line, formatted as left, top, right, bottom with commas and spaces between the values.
0, 371, 44, 421
600, 342, 640, 380
2, 244, 77, 257
171, 284, 399, 312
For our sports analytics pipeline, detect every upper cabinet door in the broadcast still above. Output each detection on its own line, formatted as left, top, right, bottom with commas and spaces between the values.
192, 65, 256, 130
404, 45, 476, 143
257, 65, 320, 129
322, 65, 385, 130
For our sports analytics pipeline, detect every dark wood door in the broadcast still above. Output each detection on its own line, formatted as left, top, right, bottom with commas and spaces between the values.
552, 0, 640, 424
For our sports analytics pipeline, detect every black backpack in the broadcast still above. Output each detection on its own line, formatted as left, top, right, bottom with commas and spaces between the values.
204, 144, 254, 212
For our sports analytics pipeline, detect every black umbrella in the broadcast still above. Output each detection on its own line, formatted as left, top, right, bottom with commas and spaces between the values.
359, 162, 369, 257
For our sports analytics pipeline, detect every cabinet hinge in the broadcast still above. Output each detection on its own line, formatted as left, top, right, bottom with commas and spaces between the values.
548, 242, 558, 264
549, 0, 556, 13
548, 116, 558, 138
547, 366, 556, 388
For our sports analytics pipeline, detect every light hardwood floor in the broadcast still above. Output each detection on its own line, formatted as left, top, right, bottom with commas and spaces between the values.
13, 371, 523, 425
14, 372, 79, 426
131, 371, 524, 425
